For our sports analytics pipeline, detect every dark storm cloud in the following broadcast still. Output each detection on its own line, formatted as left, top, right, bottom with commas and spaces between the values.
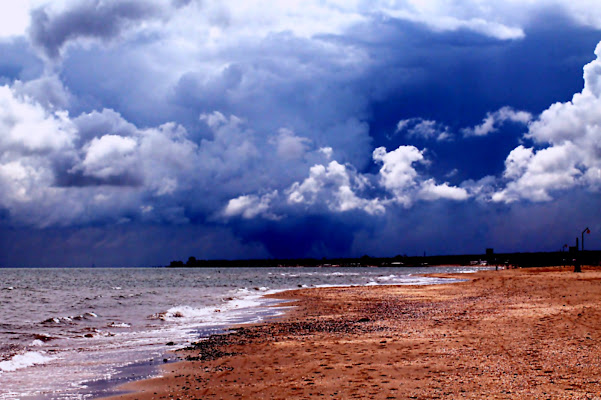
1, 1, 601, 266
29, 0, 164, 60
208, 13, 601, 257
2, 190, 599, 267
170, 30, 374, 167
52, 168, 143, 188
352, 191, 601, 258
0, 207, 9, 223
60, 9, 598, 182
364, 11, 600, 129
0, 38, 44, 82
0, 224, 269, 267
235, 213, 375, 259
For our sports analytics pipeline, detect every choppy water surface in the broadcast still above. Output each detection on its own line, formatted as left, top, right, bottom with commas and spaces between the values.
0, 266, 489, 399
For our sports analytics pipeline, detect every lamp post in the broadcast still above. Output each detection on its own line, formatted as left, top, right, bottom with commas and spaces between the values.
582, 227, 590, 251
575, 237, 581, 273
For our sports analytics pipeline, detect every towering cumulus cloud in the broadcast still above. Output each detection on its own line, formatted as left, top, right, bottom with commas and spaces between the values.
493, 42, 601, 202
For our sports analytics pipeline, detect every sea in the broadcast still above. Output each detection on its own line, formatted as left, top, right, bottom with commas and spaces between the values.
0, 266, 490, 399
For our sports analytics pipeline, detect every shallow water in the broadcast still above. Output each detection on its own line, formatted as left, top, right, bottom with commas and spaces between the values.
0, 266, 489, 399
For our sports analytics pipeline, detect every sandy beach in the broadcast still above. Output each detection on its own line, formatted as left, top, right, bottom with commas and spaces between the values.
103, 267, 601, 399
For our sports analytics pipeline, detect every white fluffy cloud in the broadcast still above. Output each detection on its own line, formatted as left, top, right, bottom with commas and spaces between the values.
493, 143, 583, 202
396, 106, 532, 143
395, 118, 452, 141
286, 161, 385, 215
0, 83, 206, 226
222, 143, 469, 220
373, 146, 468, 206
493, 41, 601, 202
502, 145, 534, 180
223, 191, 280, 220
419, 179, 469, 201
77, 134, 138, 180
373, 145, 424, 206
0, 85, 75, 153
462, 106, 533, 137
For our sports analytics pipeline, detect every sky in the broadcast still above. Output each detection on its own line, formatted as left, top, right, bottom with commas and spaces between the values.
1, 0, 601, 266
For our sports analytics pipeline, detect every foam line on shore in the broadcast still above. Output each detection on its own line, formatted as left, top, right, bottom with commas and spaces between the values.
0, 351, 54, 373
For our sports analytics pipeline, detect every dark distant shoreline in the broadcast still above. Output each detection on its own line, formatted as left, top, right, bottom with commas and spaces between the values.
168, 250, 601, 269
3, 250, 598, 269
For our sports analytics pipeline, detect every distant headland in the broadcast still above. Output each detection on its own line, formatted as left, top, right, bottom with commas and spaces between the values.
167, 249, 601, 269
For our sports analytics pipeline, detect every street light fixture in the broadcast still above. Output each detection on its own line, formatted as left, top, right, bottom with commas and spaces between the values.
582, 227, 590, 251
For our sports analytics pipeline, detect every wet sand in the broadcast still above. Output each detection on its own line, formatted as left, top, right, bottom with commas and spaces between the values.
103, 267, 601, 399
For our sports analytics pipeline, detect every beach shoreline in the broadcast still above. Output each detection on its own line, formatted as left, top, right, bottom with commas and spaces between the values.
102, 266, 601, 399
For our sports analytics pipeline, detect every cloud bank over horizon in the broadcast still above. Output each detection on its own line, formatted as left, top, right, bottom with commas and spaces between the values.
1, 0, 601, 266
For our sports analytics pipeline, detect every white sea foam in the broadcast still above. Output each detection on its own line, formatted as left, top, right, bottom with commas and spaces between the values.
41, 311, 98, 325
322, 272, 361, 276
376, 274, 398, 281
163, 305, 215, 320
107, 322, 131, 328
41, 316, 72, 325
0, 351, 54, 373
311, 274, 459, 288
149, 289, 274, 327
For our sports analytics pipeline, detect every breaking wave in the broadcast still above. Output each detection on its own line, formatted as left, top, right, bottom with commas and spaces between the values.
0, 351, 54, 373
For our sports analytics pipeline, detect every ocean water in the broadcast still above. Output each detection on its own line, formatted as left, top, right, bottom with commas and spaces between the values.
0, 266, 488, 399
